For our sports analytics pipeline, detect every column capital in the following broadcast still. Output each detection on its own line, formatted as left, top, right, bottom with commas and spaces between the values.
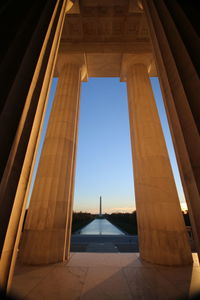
55, 53, 88, 81
120, 53, 157, 81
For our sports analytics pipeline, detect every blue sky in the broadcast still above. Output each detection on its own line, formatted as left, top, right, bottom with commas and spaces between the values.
27, 77, 187, 214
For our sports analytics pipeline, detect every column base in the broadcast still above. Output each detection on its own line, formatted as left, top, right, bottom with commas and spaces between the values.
19, 229, 67, 265
139, 229, 193, 266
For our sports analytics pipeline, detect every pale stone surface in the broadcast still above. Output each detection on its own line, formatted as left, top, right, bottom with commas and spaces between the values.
10, 263, 56, 298
0, 0, 70, 290
54, 0, 157, 78
67, 253, 140, 268
19, 62, 82, 265
143, 0, 200, 262
126, 63, 192, 266
124, 266, 186, 299
23, 266, 87, 300
2, 0, 199, 293
81, 267, 133, 300
10, 253, 200, 300
65, 66, 81, 261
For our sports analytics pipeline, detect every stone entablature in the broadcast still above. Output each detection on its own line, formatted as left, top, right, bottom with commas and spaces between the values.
55, 0, 156, 78
62, 13, 149, 43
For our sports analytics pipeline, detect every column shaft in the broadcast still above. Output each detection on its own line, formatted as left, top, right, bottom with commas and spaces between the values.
127, 63, 192, 266
20, 63, 81, 264
0, 0, 68, 290
143, 0, 200, 261
65, 83, 80, 261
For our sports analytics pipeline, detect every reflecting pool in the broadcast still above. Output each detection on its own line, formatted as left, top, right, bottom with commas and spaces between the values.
79, 218, 125, 235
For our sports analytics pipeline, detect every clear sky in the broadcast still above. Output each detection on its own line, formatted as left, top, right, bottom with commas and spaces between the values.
27, 77, 187, 214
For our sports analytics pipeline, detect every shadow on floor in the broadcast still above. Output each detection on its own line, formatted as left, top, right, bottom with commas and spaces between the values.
10, 253, 200, 300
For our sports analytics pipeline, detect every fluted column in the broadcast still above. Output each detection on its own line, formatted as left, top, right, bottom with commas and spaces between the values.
0, 0, 72, 291
65, 82, 80, 261
143, 0, 200, 261
20, 62, 83, 264
126, 62, 192, 266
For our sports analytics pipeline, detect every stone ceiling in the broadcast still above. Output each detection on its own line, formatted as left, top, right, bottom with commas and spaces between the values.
56, 0, 156, 78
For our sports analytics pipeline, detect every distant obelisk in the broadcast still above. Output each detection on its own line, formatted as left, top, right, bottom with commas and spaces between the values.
99, 196, 102, 216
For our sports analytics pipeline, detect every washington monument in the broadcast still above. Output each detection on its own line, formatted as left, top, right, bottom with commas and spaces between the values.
99, 196, 102, 216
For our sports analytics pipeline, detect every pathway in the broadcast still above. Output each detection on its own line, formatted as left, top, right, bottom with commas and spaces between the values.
71, 218, 139, 253
71, 234, 139, 252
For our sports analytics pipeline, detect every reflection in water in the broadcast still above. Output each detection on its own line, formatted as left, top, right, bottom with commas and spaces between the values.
79, 218, 125, 235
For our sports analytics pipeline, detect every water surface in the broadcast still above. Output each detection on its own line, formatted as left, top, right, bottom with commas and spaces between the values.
79, 218, 125, 235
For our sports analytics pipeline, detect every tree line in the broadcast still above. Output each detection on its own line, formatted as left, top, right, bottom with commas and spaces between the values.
22, 209, 191, 235
71, 210, 191, 235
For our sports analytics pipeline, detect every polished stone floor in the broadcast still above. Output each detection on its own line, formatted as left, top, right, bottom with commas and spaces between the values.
10, 253, 200, 300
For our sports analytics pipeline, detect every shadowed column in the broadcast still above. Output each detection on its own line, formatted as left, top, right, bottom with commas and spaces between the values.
0, 0, 72, 290
64, 71, 81, 261
126, 62, 192, 266
20, 62, 83, 264
143, 0, 200, 261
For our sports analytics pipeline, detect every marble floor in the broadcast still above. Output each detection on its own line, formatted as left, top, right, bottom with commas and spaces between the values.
10, 253, 200, 300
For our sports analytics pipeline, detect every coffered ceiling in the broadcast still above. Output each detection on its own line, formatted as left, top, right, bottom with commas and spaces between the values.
55, 0, 156, 78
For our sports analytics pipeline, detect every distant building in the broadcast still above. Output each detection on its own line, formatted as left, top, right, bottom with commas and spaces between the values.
99, 196, 102, 217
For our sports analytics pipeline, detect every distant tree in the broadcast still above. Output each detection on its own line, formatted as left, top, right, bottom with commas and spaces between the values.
106, 211, 138, 235
71, 211, 95, 233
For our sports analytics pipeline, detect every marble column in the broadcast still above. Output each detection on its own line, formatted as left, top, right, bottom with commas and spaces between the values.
126, 62, 192, 266
20, 60, 84, 264
65, 83, 80, 261
0, 0, 72, 290
143, 0, 200, 261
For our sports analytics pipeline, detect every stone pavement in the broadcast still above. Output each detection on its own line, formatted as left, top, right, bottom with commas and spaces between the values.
10, 253, 200, 300
70, 234, 139, 253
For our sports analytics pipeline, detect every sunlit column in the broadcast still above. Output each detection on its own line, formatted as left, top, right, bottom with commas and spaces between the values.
20, 55, 86, 264
125, 60, 192, 265
0, 0, 73, 291
65, 98, 80, 261
64, 66, 81, 261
